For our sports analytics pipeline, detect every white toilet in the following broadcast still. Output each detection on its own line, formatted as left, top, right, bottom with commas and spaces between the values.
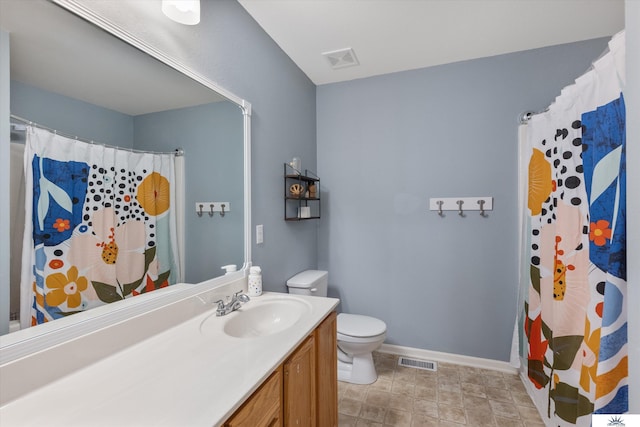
286, 270, 387, 384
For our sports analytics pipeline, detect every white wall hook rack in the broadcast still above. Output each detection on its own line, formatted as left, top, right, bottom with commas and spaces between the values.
429, 197, 493, 217
195, 202, 230, 217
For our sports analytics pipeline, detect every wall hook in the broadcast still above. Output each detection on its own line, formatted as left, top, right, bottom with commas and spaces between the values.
429, 197, 492, 216
195, 202, 230, 217
478, 199, 487, 217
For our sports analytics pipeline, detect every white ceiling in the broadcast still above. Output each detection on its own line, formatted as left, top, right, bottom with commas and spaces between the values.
238, 0, 625, 85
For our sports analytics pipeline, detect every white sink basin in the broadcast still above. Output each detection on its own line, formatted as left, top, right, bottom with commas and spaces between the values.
200, 297, 312, 339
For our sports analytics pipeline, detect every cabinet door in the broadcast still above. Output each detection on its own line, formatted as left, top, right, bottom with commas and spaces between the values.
315, 312, 337, 427
284, 336, 316, 427
224, 367, 283, 427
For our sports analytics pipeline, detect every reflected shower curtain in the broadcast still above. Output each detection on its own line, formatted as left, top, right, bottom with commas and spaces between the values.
20, 126, 180, 328
518, 31, 627, 426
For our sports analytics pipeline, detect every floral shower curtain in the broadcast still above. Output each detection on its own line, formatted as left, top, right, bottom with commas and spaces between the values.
518, 31, 627, 426
20, 126, 180, 328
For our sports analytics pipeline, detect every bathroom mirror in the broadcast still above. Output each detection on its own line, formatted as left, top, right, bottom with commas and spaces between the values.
0, 0, 251, 349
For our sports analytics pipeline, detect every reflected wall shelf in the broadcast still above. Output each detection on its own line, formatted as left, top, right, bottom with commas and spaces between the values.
284, 164, 321, 221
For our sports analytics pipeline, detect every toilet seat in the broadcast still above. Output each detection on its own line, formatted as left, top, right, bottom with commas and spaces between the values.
337, 331, 386, 344
337, 313, 386, 338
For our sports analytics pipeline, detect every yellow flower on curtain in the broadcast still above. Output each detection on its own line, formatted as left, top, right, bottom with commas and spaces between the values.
45, 266, 88, 308
579, 317, 601, 393
136, 172, 170, 216
528, 148, 553, 216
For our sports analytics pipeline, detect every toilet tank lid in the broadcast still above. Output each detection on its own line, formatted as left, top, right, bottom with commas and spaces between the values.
286, 270, 328, 288
338, 313, 387, 337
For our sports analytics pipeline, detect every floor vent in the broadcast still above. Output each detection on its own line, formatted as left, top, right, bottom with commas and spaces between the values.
398, 357, 437, 371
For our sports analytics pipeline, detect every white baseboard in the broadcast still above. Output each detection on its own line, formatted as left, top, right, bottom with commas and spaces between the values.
378, 343, 519, 375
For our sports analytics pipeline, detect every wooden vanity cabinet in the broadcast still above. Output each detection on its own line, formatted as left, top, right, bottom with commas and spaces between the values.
224, 367, 283, 427
284, 336, 316, 426
315, 311, 338, 427
223, 311, 337, 427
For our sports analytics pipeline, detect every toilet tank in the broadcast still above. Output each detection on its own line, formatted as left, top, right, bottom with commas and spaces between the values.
286, 270, 328, 297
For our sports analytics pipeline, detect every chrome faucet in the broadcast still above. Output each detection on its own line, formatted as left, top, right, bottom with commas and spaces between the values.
214, 291, 250, 316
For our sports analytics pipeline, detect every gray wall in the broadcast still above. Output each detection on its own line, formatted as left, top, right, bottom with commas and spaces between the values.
74, 0, 319, 289
317, 38, 610, 361
11, 80, 134, 147
134, 102, 244, 283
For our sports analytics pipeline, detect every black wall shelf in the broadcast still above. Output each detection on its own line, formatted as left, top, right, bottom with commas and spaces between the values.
284, 164, 321, 221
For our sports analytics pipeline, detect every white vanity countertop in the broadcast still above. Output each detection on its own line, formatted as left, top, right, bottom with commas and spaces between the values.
0, 292, 339, 427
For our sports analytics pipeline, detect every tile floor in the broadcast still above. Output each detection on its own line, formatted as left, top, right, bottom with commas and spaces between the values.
338, 352, 545, 427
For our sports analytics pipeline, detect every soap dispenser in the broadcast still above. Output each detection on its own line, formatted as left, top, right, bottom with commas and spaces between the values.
248, 266, 262, 297
221, 264, 237, 275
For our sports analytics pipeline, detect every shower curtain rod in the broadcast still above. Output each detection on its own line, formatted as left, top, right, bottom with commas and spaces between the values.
518, 109, 548, 124
519, 41, 614, 126
10, 114, 184, 156
518, 111, 537, 124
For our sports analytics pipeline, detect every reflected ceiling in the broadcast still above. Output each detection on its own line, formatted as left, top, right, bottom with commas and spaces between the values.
1, 0, 225, 115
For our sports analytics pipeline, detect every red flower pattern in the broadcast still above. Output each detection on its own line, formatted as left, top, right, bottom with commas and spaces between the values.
590, 219, 612, 246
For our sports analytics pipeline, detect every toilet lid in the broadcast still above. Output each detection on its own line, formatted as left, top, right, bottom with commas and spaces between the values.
337, 313, 387, 338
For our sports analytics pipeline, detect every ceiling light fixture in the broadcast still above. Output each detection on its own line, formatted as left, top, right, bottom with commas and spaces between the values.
162, 0, 200, 25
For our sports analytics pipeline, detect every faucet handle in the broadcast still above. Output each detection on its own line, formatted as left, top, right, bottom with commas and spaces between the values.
214, 299, 225, 309
234, 291, 250, 303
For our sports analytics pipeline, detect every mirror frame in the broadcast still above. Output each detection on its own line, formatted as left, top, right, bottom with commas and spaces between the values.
0, 0, 252, 364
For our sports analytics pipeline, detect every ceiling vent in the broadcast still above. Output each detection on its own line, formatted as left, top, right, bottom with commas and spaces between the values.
322, 47, 359, 69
